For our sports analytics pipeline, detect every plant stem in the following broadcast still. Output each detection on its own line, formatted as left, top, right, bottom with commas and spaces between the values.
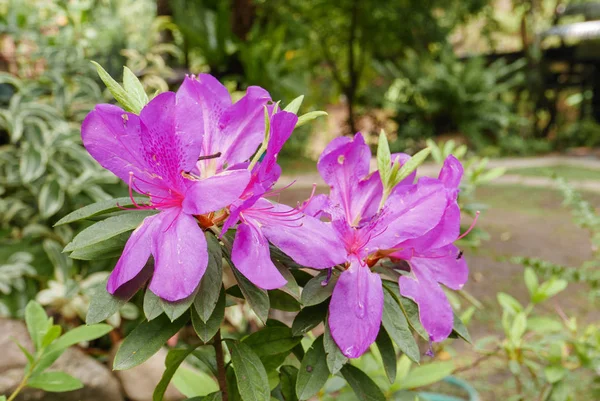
7, 369, 32, 401
214, 330, 228, 401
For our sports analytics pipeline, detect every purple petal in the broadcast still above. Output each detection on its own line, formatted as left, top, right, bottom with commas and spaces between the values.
260, 111, 298, 171
329, 258, 383, 358
405, 202, 461, 251
81, 104, 162, 195
249, 199, 347, 268
350, 172, 383, 226
371, 178, 447, 249
413, 245, 468, 290
301, 194, 331, 218
399, 258, 455, 342
107, 212, 163, 294
231, 222, 287, 290
149, 210, 208, 301
182, 169, 251, 215
139, 92, 204, 193
220, 86, 272, 166
317, 133, 372, 225
438, 155, 463, 189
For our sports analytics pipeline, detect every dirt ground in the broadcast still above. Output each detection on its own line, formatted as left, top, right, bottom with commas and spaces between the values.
280, 183, 600, 400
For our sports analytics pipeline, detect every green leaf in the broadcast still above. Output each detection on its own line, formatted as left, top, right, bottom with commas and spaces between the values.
55, 197, 148, 226
113, 314, 189, 370
279, 366, 299, 401
497, 293, 523, 315
375, 326, 396, 384
296, 335, 329, 400
323, 323, 347, 374
226, 340, 270, 401
241, 326, 302, 357
48, 324, 113, 353
291, 303, 327, 336
510, 312, 527, 342
377, 130, 392, 187
41, 325, 62, 348
269, 290, 301, 312
397, 295, 428, 341
191, 287, 225, 343
69, 231, 131, 260
144, 289, 164, 321
172, 365, 219, 398
296, 111, 327, 128
27, 371, 83, 392
194, 233, 223, 322
64, 211, 155, 253
524, 267, 538, 298
451, 312, 471, 343
544, 365, 567, 384
86, 278, 127, 324
25, 301, 49, 351
38, 180, 64, 219
154, 347, 198, 401
398, 361, 455, 389
534, 277, 568, 303
122, 66, 149, 113
14, 341, 35, 364
1, 395, 6, 401
273, 261, 300, 300
184, 392, 222, 401
381, 290, 419, 363
161, 286, 199, 322
192, 346, 218, 377
301, 271, 339, 307
230, 263, 269, 324
284, 95, 304, 114
20, 144, 46, 183
390, 147, 430, 187
92, 61, 140, 113
340, 365, 386, 401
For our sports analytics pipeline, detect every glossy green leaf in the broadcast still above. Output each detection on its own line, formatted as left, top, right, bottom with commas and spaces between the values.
194, 233, 223, 322
226, 340, 270, 401
154, 347, 198, 401
113, 314, 189, 370
375, 326, 396, 384
323, 323, 347, 375
122, 66, 149, 113
241, 326, 302, 357
55, 197, 148, 226
291, 303, 327, 336
381, 290, 419, 363
144, 289, 164, 321
27, 371, 83, 392
191, 287, 225, 343
25, 301, 50, 350
64, 211, 155, 253
86, 278, 127, 324
340, 364, 386, 401
296, 335, 329, 400
269, 290, 301, 312
230, 263, 269, 324
300, 271, 339, 307
296, 111, 327, 128
284, 95, 304, 114
38, 180, 64, 219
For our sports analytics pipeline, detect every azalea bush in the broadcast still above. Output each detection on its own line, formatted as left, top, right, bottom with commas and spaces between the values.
9, 64, 476, 400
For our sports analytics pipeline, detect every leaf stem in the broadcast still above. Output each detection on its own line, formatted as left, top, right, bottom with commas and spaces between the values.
214, 329, 228, 401
7, 364, 34, 401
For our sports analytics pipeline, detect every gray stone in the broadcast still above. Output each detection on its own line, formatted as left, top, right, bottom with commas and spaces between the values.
0, 318, 124, 401
111, 345, 185, 401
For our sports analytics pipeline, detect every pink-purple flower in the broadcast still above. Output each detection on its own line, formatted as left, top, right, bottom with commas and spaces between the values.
305, 133, 469, 358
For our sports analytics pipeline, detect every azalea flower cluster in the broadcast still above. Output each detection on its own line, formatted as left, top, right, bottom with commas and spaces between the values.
81, 74, 470, 359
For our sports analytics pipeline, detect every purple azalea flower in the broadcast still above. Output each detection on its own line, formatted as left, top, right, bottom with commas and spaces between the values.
307, 133, 463, 358
220, 110, 347, 290
390, 155, 472, 342
81, 74, 273, 302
